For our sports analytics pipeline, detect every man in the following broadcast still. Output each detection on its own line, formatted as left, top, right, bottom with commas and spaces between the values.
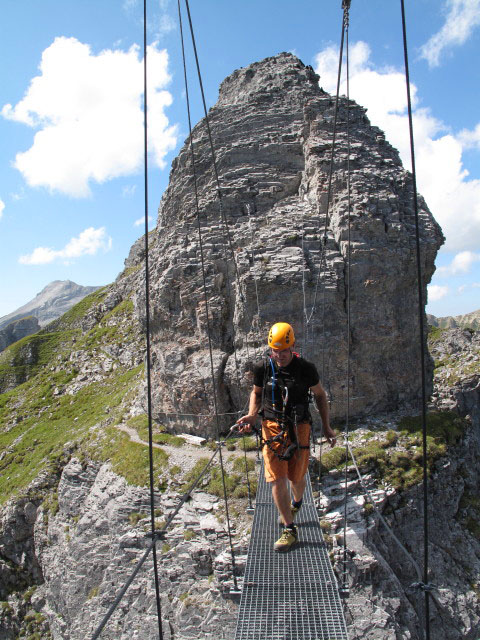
237, 322, 336, 552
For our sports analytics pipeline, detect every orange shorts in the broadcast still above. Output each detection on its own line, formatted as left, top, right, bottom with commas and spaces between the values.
262, 419, 311, 483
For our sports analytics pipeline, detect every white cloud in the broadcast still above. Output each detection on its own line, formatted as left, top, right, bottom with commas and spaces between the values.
2, 37, 178, 197
123, 0, 138, 12
314, 41, 480, 253
472, 282, 480, 288
10, 189, 25, 201
458, 122, 480, 150
458, 284, 468, 293
436, 250, 480, 276
156, 13, 176, 36
420, 0, 480, 68
122, 184, 137, 197
19, 226, 112, 265
134, 215, 153, 227
0, 199, 4, 219
428, 284, 449, 301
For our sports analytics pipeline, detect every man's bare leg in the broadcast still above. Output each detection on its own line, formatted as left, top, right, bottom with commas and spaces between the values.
271, 478, 293, 525
290, 475, 306, 504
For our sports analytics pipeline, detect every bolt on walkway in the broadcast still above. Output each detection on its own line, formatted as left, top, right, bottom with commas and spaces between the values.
235, 463, 348, 640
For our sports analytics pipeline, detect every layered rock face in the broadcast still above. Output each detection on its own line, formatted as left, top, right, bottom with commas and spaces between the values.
144, 53, 443, 432
0, 316, 40, 352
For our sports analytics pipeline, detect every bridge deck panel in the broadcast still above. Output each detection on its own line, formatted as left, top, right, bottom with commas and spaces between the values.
235, 464, 348, 640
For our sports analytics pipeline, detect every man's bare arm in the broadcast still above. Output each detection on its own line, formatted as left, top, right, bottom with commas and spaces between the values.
236, 385, 262, 432
310, 381, 336, 446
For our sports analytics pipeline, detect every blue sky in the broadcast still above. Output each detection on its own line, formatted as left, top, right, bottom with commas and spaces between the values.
1, 0, 479, 319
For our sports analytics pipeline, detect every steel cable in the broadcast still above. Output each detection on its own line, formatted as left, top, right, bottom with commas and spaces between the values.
313, 0, 349, 520
142, 0, 163, 635
178, 0, 239, 591
341, 0, 352, 598
89, 440, 230, 640
345, 442, 450, 624
399, 1, 431, 636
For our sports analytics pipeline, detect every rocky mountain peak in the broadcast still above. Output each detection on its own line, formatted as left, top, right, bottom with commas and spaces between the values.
217, 52, 320, 106
0, 280, 101, 332
146, 52, 444, 433
428, 308, 480, 330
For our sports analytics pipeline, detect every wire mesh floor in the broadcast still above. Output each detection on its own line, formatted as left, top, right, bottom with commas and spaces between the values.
235, 464, 348, 640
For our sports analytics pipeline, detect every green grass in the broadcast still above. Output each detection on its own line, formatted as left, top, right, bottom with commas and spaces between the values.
238, 436, 258, 451
87, 424, 168, 488
231, 455, 255, 473
0, 281, 155, 504
0, 330, 79, 389
398, 411, 466, 446
427, 325, 447, 343
184, 529, 196, 541
181, 457, 257, 499
128, 414, 186, 447
47, 287, 108, 330
321, 446, 348, 471
321, 412, 468, 492
81, 299, 136, 349
182, 458, 212, 487
0, 362, 144, 505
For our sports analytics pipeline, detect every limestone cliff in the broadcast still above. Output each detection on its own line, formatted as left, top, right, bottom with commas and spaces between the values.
0, 316, 40, 352
142, 53, 444, 434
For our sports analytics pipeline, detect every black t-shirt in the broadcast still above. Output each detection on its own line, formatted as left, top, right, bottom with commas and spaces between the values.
253, 355, 320, 423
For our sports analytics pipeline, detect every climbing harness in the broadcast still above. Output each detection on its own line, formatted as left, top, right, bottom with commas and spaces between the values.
256, 355, 312, 461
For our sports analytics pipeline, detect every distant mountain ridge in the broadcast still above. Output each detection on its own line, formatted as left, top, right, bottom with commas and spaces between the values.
428, 308, 480, 330
0, 280, 101, 332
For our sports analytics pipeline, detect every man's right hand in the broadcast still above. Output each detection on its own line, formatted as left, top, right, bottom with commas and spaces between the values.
235, 415, 257, 433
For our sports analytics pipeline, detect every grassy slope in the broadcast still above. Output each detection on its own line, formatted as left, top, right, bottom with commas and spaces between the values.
0, 280, 169, 506
321, 411, 468, 491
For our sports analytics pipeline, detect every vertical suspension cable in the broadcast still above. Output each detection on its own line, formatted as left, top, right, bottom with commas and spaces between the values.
183, 0, 254, 379
316, 0, 349, 493
320, 5, 347, 393
177, 0, 239, 592
323, 6, 347, 241
183, 0, 242, 285
341, 0, 352, 597
182, 0, 256, 532
143, 1, 164, 637
242, 433, 254, 511
248, 213, 263, 361
400, 1, 430, 637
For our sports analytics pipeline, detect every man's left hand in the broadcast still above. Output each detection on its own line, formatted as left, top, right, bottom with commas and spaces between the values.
324, 426, 337, 447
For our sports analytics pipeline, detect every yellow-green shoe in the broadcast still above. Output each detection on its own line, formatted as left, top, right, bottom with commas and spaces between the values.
274, 526, 298, 552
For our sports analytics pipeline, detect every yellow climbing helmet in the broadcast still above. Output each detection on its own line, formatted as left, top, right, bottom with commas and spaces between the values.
268, 322, 295, 349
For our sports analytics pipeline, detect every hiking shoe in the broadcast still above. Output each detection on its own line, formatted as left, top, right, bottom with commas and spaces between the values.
274, 526, 298, 552
277, 504, 301, 526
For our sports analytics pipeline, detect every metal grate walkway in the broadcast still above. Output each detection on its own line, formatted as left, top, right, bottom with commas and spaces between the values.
235, 464, 348, 640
